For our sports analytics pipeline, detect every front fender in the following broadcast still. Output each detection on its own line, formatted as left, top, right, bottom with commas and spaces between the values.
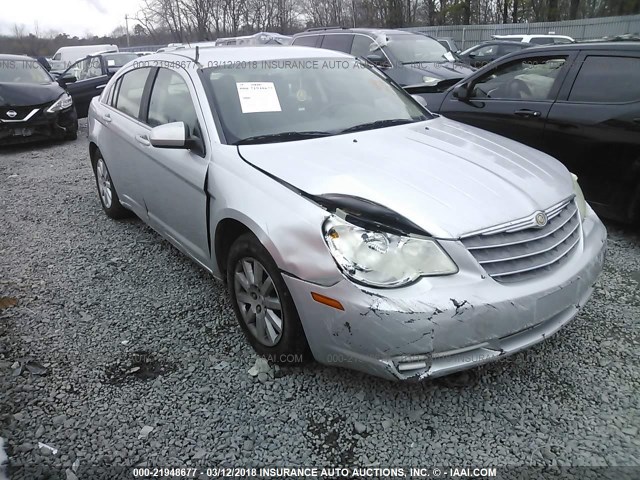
208, 147, 343, 286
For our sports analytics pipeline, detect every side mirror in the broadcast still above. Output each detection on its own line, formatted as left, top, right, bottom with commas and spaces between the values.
150, 122, 187, 148
452, 84, 469, 100
411, 94, 428, 109
58, 74, 77, 87
468, 53, 476, 58
150, 121, 203, 153
366, 53, 390, 69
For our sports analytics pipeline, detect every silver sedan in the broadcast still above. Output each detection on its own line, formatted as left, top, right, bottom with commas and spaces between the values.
88, 46, 606, 380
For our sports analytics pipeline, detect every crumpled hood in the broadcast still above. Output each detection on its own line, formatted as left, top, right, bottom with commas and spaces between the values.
238, 117, 574, 238
0, 82, 63, 107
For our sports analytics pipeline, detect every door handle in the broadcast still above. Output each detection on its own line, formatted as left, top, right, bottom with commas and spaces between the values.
102, 113, 111, 123
514, 109, 541, 118
632, 118, 640, 125
96, 84, 106, 90
135, 134, 150, 146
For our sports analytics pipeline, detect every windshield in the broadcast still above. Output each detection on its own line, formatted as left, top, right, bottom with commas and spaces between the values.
103, 53, 138, 68
380, 35, 450, 64
0, 59, 52, 84
203, 58, 429, 145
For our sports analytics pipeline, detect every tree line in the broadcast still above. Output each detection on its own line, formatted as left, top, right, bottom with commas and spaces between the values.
135, 0, 639, 40
1, 0, 638, 55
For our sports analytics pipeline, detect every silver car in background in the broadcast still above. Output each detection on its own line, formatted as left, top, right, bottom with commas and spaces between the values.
88, 46, 606, 381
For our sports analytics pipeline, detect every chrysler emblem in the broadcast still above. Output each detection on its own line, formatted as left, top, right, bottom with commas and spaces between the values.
534, 211, 548, 227
6, 110, 17, 118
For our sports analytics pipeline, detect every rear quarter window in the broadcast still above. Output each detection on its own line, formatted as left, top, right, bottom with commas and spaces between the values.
293, 35, 320, 47
320, 34, 354, 53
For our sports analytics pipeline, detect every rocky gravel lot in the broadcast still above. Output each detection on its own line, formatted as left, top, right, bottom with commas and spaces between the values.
1, 121, 639, 479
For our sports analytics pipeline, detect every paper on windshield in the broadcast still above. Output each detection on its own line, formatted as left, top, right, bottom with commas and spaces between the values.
236, 82, 282, 113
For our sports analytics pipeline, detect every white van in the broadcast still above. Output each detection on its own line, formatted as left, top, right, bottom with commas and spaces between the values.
50, 44, 118, 71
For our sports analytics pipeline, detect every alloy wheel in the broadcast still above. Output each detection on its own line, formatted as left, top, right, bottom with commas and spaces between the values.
233, 257, 283, 347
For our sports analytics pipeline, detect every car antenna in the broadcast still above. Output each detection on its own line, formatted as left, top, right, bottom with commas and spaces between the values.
195, 45, 199, 64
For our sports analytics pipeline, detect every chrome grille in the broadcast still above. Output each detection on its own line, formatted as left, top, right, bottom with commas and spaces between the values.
461, 198, 581, 283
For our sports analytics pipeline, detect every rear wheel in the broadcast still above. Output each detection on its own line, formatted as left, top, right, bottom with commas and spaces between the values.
226, 233, 309, 363
91, 152, 130, 219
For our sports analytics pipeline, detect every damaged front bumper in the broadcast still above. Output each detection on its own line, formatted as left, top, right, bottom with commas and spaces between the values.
0, 105, 77, 145
284, 209, 607, 381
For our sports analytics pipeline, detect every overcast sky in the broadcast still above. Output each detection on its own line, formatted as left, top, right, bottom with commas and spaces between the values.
1, 0, 145, 37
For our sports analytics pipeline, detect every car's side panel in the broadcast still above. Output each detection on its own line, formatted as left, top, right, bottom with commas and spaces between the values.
545, 49, 640, 221
207, 146, 343, 285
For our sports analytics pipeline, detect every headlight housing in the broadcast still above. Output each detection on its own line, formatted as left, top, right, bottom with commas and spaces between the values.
422, 76, 440, 86
571, 173, 587, 219
47, 93, 73, 113
323, 217, 458, 288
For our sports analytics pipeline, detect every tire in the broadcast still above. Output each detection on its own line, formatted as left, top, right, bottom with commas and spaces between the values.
91, 152, 130, 219
226, 233, 310, 363
65, 121, 78, 141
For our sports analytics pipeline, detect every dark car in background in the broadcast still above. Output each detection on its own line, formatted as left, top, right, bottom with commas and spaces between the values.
0, 54, 78, 145
291, 28, 475, 93
457, 40, 531, 68
422, 42, 640, 223
56, 52, 139, 117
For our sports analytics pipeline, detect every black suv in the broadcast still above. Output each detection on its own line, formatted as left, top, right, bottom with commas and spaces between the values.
291, 27, 475, 93
423, 42, 640, 223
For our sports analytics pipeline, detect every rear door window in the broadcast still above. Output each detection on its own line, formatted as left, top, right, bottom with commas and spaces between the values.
568, 55, 640, 103
114, 68, 151, 119
293, 35, 321, 47
320, 34, 354, 53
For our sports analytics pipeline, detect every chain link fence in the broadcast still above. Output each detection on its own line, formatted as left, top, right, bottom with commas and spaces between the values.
403, 14, 640, 50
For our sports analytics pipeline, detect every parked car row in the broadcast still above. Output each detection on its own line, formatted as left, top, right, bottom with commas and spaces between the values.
291, 28, 476, 92
3, 30, 639, 227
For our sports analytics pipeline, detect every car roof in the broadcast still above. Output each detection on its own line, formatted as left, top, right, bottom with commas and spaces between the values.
294, 28, 419, 37
494, 34, 572, 38
521, 41, 640, 52
152, 45, 352, 63
0, 54, 38, 62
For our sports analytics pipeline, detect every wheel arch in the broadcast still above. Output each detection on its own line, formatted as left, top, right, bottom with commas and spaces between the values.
214, 217, 254, 281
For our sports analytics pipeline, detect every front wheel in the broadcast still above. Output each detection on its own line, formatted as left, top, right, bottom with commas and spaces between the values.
226, 233, 309, 363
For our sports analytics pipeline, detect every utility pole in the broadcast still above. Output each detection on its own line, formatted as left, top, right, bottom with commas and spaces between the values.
125, 14, 130, 47
352, 0, 357, 27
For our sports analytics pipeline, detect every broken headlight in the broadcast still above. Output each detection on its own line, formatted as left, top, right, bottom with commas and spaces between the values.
47, 93, 73, 113
571, 173, 587, 219
323, 216, 458, 288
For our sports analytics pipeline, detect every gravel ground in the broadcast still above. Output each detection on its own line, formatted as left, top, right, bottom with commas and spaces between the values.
1, 121, 639, 479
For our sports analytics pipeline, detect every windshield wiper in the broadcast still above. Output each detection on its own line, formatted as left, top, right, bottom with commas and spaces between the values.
339, 119, 417, 134
234, 131, 332, 145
